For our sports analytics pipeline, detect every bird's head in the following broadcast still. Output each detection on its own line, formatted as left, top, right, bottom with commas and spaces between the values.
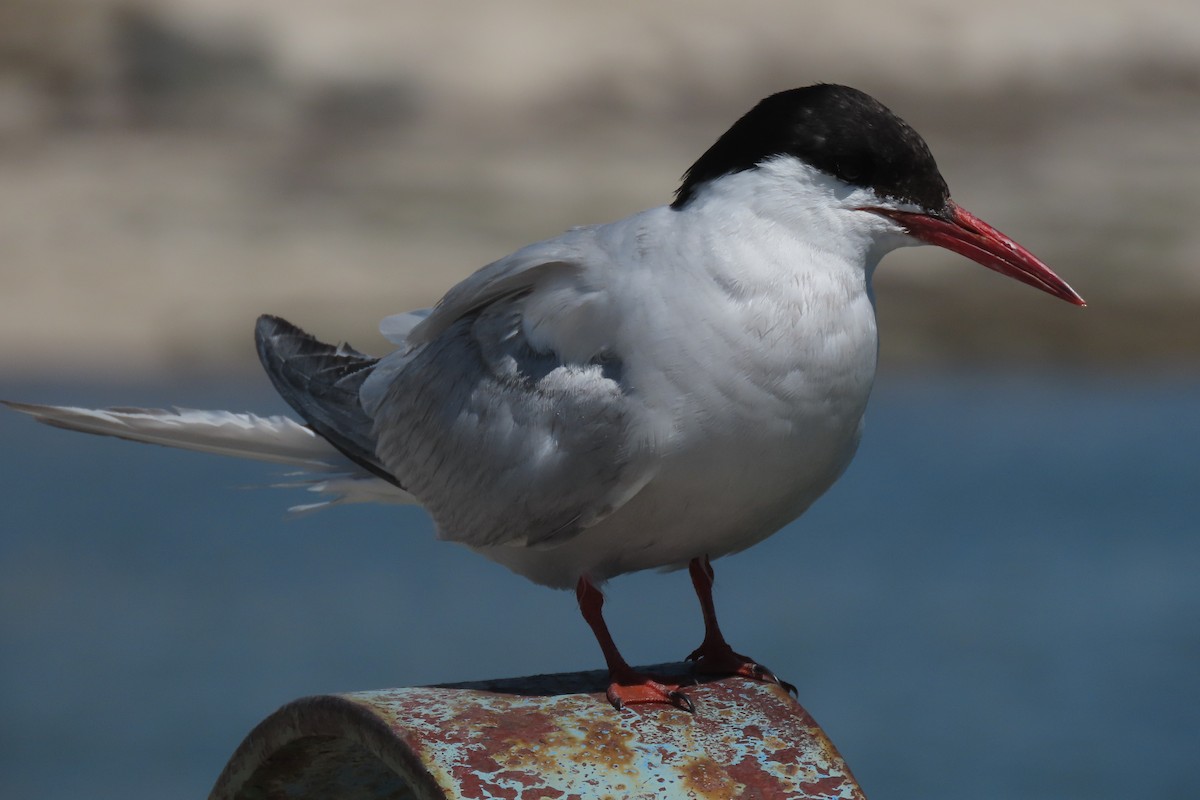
672, 84, 1085, 306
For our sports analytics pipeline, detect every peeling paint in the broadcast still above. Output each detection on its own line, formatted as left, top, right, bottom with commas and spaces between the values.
210, 663, 866, 799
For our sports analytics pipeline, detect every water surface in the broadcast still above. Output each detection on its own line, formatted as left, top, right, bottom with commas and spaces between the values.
1, 371, 1196, 799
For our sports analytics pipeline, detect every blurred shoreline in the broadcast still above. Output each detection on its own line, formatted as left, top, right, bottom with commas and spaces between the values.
1, 0, 1197, 377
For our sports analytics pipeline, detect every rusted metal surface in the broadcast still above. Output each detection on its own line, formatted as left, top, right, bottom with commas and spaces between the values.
210, 663, 866, 800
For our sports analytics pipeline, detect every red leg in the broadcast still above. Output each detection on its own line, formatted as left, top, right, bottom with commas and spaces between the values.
685, 555, 796, 694
576, 576, 694, 712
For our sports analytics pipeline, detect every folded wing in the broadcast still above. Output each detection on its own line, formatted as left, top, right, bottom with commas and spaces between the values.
369, 230, 658, 548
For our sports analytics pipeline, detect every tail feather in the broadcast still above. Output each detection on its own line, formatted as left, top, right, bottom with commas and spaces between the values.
3, 402, 341, 467
4, 401, 417, 508
5, 314, 409, 511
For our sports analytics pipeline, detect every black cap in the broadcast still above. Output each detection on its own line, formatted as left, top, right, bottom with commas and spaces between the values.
672, 84, 951, 213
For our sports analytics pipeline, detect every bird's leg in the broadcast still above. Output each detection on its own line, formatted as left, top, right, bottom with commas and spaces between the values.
685, 555, 796, 694
575, 576, 694, 712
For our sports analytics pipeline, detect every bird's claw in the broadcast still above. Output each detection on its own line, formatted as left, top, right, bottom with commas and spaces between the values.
745, 662, 797, 695
669, 689, 697, 714
605, 673, 695, 713
688, 642, 795, 695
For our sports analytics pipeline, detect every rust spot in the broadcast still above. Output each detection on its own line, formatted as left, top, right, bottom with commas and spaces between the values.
567, 719, 638, 772
681, 756, 740, 797
723, 755, 780, 797
454, 764, 518, 800
799, 774, 858, 797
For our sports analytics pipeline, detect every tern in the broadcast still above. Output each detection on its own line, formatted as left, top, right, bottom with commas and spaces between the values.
7, 84, 1083, 711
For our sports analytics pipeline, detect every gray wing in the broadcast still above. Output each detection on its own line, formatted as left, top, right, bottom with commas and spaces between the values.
405, 232, 593, 347
369, 232, 657, 548
360, 232, 595, 417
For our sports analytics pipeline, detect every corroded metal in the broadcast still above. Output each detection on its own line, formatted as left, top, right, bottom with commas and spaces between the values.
210, 663, 865, 800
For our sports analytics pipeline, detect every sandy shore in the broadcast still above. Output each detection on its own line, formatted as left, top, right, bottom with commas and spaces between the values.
1, 0, 1197, 377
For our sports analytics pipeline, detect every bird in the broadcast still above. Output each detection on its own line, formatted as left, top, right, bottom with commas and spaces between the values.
6, 84, 1084, 712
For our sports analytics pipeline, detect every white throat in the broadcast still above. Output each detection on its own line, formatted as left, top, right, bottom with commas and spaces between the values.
680, 157, 919, 290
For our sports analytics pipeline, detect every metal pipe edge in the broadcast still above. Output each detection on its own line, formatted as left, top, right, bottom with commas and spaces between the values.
208, 662, 866, 800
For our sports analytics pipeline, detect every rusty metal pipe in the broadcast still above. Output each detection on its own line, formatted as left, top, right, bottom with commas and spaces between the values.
210, 663, 865, 799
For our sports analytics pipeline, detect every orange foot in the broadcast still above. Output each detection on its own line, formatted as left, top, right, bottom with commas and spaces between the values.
606, 666, 695, 712
685, 556, 797, 695
686, 640, 797, 696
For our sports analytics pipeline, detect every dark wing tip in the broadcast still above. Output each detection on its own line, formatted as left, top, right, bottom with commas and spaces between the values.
256, 313, 306, 340
252, 314, 398, 487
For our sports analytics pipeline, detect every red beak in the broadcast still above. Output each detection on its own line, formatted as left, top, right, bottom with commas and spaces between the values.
871, 203, 1086, 306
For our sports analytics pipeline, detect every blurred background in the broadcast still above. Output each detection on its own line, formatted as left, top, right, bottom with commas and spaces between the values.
0, 1, 1197, 798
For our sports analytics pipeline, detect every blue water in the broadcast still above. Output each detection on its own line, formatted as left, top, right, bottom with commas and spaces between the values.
1, 371, 1197, 800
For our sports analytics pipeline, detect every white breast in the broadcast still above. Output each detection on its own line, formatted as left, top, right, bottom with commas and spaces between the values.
478, 197, 881, 587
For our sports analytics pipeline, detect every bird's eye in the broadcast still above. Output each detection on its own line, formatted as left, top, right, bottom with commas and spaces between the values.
837, 155, 870, 183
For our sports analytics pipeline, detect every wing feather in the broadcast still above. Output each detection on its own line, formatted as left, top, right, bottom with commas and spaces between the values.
405, 231, 594, 347
368, 229, 656, 548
